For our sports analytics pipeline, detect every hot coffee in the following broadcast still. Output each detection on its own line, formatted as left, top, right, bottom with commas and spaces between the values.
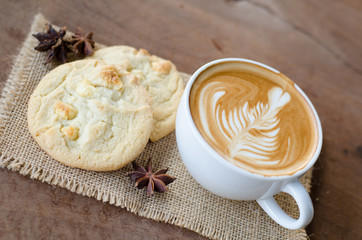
189, 61, 318, 176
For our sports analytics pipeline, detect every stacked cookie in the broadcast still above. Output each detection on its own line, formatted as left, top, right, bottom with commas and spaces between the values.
27, 46, 184, 171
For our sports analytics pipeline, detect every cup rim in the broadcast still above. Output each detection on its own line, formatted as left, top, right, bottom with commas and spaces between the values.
183, 58, 323, 181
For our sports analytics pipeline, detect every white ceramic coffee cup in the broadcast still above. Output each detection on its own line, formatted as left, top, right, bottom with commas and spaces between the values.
175, 58, 323, 230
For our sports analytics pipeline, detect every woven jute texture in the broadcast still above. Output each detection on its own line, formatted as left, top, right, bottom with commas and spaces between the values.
0, 14, 312, 240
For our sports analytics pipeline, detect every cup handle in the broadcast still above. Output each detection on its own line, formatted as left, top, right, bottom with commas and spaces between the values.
256, 180, 314, 230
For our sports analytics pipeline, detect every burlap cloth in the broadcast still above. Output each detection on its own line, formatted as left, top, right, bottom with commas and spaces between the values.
0, 14, 312, 240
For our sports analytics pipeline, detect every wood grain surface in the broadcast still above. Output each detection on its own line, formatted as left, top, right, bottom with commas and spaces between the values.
0, 0, 361, 239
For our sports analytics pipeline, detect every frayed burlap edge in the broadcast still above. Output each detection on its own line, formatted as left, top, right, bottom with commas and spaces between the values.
0, 13, 312, 240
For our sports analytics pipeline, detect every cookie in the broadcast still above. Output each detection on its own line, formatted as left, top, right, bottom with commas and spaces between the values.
88, 46, 184, 142
27, 60, 153, 171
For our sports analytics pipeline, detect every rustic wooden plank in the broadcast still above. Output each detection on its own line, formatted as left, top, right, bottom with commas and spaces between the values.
252, 0, 362, 74
0, 0, 361, 239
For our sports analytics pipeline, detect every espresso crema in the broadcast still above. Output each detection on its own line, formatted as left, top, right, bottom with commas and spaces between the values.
189, 61, 318, 176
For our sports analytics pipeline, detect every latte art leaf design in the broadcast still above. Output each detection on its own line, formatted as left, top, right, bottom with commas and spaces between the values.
191, 64, 317, 176
216, 87, 291, 164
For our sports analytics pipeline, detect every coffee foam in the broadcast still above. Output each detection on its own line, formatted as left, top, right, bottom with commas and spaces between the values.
189, 61, 318, 176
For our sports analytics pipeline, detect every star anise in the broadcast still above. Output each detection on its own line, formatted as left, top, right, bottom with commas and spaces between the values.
127, 158, 176, 196
33, 24, 69, 64
69, 27, 95, 56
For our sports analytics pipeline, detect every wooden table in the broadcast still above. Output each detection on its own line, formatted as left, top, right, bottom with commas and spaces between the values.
1, 0, 361, 239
